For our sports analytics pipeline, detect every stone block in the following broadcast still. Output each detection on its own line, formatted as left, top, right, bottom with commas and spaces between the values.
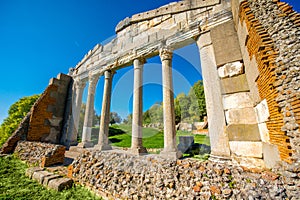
171, 2, 190, 13
226, 124, 261, 141
25, 167, 44, 179
191, 0, 220, 9
211, 20, 242, 66
49, 78, 61, 86
223, 92, 253, 110
229, 141, 262, 158
48, 178, 73, 191
149, 17, 162, 27
255, 99, 270, 123
262, 143, 280, 169
258, 123, 270, 143
225, 107, 257, 124
221, 74, 250, 94
138, 21, 149, 32
177, 136, 194, 153
57, 73, 71, 82
232, 155, 265, 169
32, 171, 53, 184
43, 174, 62, 186
218, 61, 244, 78
237, 21, 249, 49
173, 12, 187, 23
160, 150, 183, 161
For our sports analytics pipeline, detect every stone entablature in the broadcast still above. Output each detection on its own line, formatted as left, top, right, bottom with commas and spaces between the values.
72, 1, 232, 81
115, 0, 221, 33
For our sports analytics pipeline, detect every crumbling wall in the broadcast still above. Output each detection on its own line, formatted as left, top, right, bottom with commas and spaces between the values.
0, 113, 31, 154
233, 0, 300, 167
15, 141, 65, 167
27, 73, 71, 144
0, 73, 72, 154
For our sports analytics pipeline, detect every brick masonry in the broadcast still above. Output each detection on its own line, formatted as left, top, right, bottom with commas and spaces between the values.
238, 0, 300, 164
27, 73, 72, 144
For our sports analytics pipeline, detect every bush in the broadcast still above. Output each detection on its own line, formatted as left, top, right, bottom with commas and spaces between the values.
0, 94, 40, 146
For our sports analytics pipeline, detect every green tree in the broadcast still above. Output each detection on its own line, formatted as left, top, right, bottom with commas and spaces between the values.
143, 110, 151, 125
110, 112, 122, 125
148, 103, 163, 124
0, 94, 40, 146
175, 93, 191, 122
189, 80, 206, 121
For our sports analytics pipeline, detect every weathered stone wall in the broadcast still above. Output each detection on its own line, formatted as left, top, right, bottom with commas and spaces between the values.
27, 73, 71, 144
15, 141, 65, 167
69, 150, 299, 199
0, 112, 31, 154
232, 0, 300, 168
1, 73, 72, 154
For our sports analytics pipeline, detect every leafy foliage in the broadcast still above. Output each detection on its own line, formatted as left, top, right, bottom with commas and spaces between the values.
140, 80, 207, 125
0, 94, 40, 146
110, 112, 122, 125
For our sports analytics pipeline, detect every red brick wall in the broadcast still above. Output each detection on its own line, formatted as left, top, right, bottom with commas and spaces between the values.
27, 84, 57, 141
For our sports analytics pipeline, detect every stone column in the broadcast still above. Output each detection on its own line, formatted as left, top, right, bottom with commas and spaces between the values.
196, 32, 231, 159
130, 58, 148, 155
67, 79, 86, 146
95, 70, 113, 151
78, 74, 99, 148
159, 47, 182, 160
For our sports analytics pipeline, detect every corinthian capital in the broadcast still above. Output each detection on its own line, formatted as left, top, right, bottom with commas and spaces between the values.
159, 47, 173, 61
74, 79, 86, 90
88, 73, 99, 87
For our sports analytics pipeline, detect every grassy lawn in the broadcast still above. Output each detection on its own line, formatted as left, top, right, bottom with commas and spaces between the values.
108, 124, 164, 148
0, 155, 101, 200
106, 124, 210, 149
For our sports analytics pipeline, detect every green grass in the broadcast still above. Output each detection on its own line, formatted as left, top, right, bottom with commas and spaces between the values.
108, 124, 164, 148
106, 124, 210, 149
0, 155, 101, 200
177, 130, 210, 146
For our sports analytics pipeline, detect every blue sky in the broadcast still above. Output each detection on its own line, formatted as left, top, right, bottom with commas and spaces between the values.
0, 0, 299, 123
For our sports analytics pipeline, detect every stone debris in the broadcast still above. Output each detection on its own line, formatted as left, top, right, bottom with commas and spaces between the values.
15, 141, 65, 167
26, 167, 73, 192
69, 150, 300, 199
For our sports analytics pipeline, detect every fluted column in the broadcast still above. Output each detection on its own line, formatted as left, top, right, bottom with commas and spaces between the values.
159, 47, 182, 160
130, 58, 148, 155
78, 74, 99, 148
95, 70, 113, 151
67, 79, 86, 146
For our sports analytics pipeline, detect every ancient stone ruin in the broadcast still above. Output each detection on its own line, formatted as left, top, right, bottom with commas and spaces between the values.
1, 0, 300, 198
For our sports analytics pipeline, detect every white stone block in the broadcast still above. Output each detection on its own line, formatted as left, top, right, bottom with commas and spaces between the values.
225, 108, 257, 124
255, 99, 270, 123
223, 92, 253, 110
258, 123, 270, 143
138, 21, 149, 32
218, 61, 244, 78
229, 141, 263, 158
173, 12, 187, 23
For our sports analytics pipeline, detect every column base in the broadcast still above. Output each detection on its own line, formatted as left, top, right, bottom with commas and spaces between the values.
209, 154, 231, 163
77, 141, 94, 148
129, 146, 148, 155
160, 150, 182, 160
94, 144, 112, 151
65, 140, 78, 149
